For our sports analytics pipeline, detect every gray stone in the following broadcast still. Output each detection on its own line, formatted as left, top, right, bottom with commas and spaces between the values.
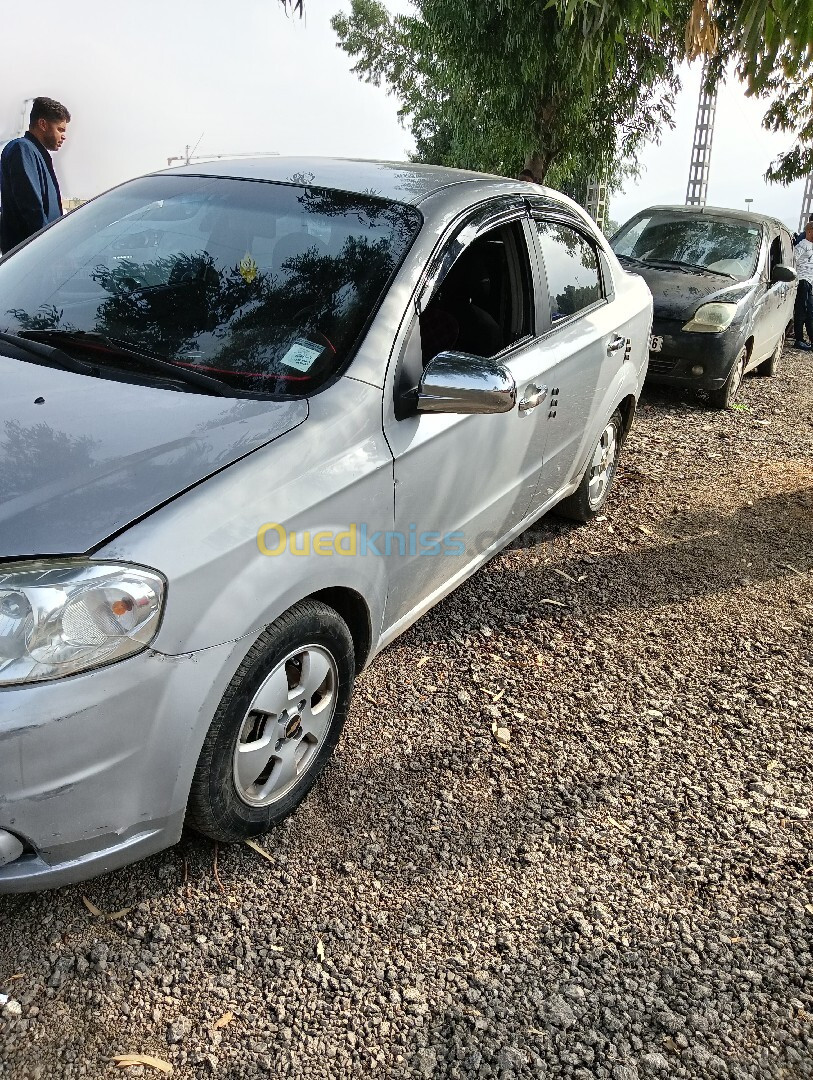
640, 1053, 669, 1073
413, 1048, 438, 1077
166, 1016, 192, 1044
544, 994, 577, 1028
612, 1066, 639, 1080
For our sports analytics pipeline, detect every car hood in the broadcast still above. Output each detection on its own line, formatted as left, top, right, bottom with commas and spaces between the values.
0, 356, 308, 559
627, 265, 754, 322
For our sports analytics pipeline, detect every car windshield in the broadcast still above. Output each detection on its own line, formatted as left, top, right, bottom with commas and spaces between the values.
611, 212, 761, 281
0, 174, 422, 396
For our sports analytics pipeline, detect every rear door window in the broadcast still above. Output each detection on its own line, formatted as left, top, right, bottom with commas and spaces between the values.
535, 221, 604, 323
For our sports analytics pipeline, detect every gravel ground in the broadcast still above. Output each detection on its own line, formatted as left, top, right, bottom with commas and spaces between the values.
2, 348, 812, 1080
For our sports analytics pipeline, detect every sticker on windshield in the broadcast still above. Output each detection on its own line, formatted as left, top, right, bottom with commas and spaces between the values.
239, 253, 258, 283
282, 339, 324, 372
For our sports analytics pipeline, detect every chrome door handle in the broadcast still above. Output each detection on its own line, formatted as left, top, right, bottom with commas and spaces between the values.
518, 383, 547, 414
607, 334, 626, 355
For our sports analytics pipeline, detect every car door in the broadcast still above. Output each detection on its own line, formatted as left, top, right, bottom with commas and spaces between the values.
524, 208, 627, 510
380, 203, 552, 632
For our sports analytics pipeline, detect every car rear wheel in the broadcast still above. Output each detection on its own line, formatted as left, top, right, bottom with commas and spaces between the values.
557, 410, 623, 522
756, 334, 783, 377
708, 346, 747, 409
188, 601, 355, 843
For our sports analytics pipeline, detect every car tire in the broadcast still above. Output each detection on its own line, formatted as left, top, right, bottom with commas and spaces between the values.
708, 346, 747, 409
557, 410, 623, 523
187, 600, 355, 843
755, 335, 783, 377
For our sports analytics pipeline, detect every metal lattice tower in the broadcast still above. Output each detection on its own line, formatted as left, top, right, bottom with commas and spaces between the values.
686, 62, 718, 207
0, 98, 34, 154
15, 99, 34, 138
799, 173, 813, 232
585, 177, 608, 232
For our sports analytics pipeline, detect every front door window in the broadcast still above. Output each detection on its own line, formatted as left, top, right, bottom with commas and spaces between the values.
419, 222, 532, 363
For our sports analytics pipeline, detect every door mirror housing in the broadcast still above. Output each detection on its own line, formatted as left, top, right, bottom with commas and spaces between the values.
416, 352, 517, 415
771, 263, 797, 284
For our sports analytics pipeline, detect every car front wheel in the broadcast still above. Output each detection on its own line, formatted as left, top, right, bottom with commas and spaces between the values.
558, 410, 623, 522
708, 346, 747, 408
756, 334, 783, 377
188, 600, 355, 843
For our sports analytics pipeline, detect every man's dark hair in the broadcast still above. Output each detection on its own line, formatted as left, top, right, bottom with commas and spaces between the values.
519, 168, 535, 180
30, 97, 71, 125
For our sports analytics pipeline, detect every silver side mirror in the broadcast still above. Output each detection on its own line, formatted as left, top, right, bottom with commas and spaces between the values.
416, 352, 517, 415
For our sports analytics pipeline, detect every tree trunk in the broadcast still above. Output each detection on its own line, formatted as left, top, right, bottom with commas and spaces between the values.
525, 152, 553, 183
525, 100, 560, 182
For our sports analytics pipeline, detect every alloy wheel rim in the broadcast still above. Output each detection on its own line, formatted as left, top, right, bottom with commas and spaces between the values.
588, 422, 618, 509
232, 644, 338, 807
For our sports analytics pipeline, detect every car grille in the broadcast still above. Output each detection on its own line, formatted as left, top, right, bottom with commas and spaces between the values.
647, 356, 678, 376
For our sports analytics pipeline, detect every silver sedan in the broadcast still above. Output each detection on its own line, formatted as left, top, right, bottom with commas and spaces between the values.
0, 157, 652, 890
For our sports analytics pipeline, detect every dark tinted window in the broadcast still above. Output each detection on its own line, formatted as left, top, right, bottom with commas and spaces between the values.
420, 222, 532, 361
0, 175, 422, 396
781, 230, 793, 267
770, 235, 783, 274
536, 221, 603, 321
612, 211, 761, 280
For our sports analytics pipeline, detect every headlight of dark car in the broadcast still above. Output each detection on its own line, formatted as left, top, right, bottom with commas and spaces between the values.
0, 561, 165, 685
682, 302, 738, 333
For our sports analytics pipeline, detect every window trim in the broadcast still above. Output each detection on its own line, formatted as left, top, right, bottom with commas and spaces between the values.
415, 197, 529, 313
415, 201, 537, 360
416, 219, 536, 366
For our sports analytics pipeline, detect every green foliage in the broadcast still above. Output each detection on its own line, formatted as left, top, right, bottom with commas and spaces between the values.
704, 0, 813, 184
332, 0, 681, 198
332, 0, 813, 192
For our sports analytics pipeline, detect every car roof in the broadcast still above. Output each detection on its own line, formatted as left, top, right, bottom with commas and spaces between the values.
630, 204, 788, 232
157, 156, 535, 207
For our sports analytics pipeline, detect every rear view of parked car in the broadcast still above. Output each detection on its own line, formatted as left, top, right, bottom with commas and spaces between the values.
0, 158, 652, 891
611, 205, 796, 407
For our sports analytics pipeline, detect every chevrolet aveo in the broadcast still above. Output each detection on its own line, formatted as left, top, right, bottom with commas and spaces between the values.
0, 158, 652, 891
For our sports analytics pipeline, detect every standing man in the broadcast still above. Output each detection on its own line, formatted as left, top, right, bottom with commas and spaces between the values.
0, 97, 70, 254
792, 218, 813, 351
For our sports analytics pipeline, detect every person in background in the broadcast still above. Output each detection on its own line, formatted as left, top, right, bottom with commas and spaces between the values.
0, 97, 70, 254
518, 168, 537, 183
792, 218, 813, 351
792, 214, 813, 246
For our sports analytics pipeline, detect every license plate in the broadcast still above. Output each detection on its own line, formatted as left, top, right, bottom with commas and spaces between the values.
650, 335, 664, 353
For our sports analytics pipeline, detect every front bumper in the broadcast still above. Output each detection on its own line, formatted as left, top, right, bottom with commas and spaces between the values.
0, 637, 249, 893
647, 318, 745, 390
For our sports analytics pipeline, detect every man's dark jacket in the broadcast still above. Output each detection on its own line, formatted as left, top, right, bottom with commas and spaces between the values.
0, 133, 63, 254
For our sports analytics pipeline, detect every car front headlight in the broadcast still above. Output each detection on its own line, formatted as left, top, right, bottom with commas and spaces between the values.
0, 561, 165, 686
682, 302, 738, 333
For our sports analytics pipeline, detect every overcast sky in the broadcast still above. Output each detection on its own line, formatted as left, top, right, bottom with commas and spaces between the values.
1, 0, 807, 231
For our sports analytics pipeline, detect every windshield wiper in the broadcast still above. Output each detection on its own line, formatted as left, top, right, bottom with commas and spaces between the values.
18, 330, 234, 397
0, 330, 98, 376
615, 253, 646, 265
644, 259, 736, 280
